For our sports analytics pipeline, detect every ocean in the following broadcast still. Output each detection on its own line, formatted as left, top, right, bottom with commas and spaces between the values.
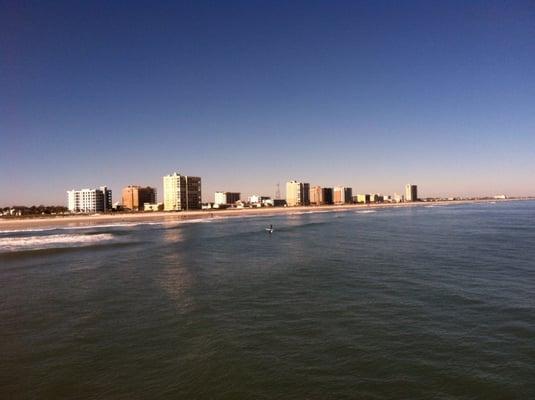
1, 201, 534, 399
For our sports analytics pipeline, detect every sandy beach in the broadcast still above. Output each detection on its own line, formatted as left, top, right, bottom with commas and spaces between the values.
0, 199, 514, 232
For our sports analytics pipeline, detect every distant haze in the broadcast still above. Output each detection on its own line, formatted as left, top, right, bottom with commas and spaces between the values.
1, 1, 534, 206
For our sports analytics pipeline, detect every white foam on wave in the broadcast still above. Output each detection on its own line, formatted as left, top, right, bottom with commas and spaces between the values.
0, 227, 58, 234
355, 210, 376, 214
0, 233, 115, 253
0, 219, 210, 235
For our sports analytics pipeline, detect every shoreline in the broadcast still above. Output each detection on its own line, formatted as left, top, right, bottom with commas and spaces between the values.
0, 199, 523, 232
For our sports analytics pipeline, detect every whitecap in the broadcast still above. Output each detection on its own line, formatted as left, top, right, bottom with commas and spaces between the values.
0, 233, 115, 253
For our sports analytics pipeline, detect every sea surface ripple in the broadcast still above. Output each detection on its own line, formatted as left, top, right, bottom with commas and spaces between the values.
1, 201, 534, 399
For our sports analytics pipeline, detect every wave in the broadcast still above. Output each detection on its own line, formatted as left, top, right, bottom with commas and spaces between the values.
0, 218, 221, 236
355, 210, 376, 214
0, 227, 59, 234
0, 233, 115, 253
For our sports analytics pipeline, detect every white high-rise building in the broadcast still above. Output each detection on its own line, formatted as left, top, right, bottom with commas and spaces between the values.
405, 184, 418, 202
163, 172, 202, 211
286, 181, 310, 207
67, 186, 112, 213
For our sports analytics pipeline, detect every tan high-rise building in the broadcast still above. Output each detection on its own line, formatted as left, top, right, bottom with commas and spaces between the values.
163, 172, 202, 211
286, 181, 310, 207
309, 186, 323, 205
286, 181, 310, 206
122, 185, 157, 211
405, 184, 418, 202
333, 187, 353, 205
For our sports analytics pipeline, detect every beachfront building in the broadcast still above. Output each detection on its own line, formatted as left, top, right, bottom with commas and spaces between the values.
355, 194, 370, 204
122, 185, 157, 211
144, 203, 164, 211
334, 187, 353, 205
214, 192, 240, 206
322, 188, 334, 205
286, 181, 310, 206
273, 199, 287, 207
405, 184, 418, 202
248, 195, 271, 207
309, 186, 323, 205
163, 172, 202, 211
67, 186, 112, 213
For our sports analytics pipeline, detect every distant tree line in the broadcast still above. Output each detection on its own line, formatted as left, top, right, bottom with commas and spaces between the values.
1, 205, 69, 217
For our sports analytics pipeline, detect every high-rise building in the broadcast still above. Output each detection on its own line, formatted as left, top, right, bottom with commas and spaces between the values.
322, 188, 334, 205
355, 194, 370, 204
309, 186, 323, 205
214, 192, 240, 206
334, 187, 353, 205
286, 181, 310, 206
67, 186, 112, 213
163, 172, 202, 211
302, 183, 310, 205
122, 185, 157, 211
405, 184, 418, 202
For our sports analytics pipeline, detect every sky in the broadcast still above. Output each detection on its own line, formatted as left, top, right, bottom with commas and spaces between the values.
1, 0, 534, 205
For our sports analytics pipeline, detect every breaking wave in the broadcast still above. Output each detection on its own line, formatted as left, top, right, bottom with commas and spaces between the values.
0, 233, 115, 253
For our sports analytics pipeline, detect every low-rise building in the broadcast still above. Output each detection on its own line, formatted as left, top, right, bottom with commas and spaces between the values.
215, 192, 241, 206
144, 203, 164, 211
248, 195, 271, 206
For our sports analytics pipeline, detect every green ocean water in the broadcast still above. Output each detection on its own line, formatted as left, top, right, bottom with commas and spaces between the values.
1, 201, 534, 399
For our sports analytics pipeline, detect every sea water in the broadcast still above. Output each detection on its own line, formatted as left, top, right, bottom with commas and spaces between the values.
1, 201, 534, 398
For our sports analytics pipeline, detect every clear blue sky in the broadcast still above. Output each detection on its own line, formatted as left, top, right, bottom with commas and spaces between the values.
1, 0, 534, 205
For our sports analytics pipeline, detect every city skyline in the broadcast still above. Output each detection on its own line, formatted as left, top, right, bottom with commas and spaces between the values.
2, 1, 534, 205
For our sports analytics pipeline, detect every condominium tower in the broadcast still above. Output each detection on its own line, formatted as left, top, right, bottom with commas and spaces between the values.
122, 185, 157, 210
163, 172, 202, 211
286, 181, 310, 206
334, 186, 353, 205
405, 184, 418, 202
67, 186, 112, 213
322, 188, 334, 205
309, 186, 323, 205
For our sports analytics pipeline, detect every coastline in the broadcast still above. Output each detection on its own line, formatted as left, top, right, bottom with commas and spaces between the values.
0, 199, 519, 232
